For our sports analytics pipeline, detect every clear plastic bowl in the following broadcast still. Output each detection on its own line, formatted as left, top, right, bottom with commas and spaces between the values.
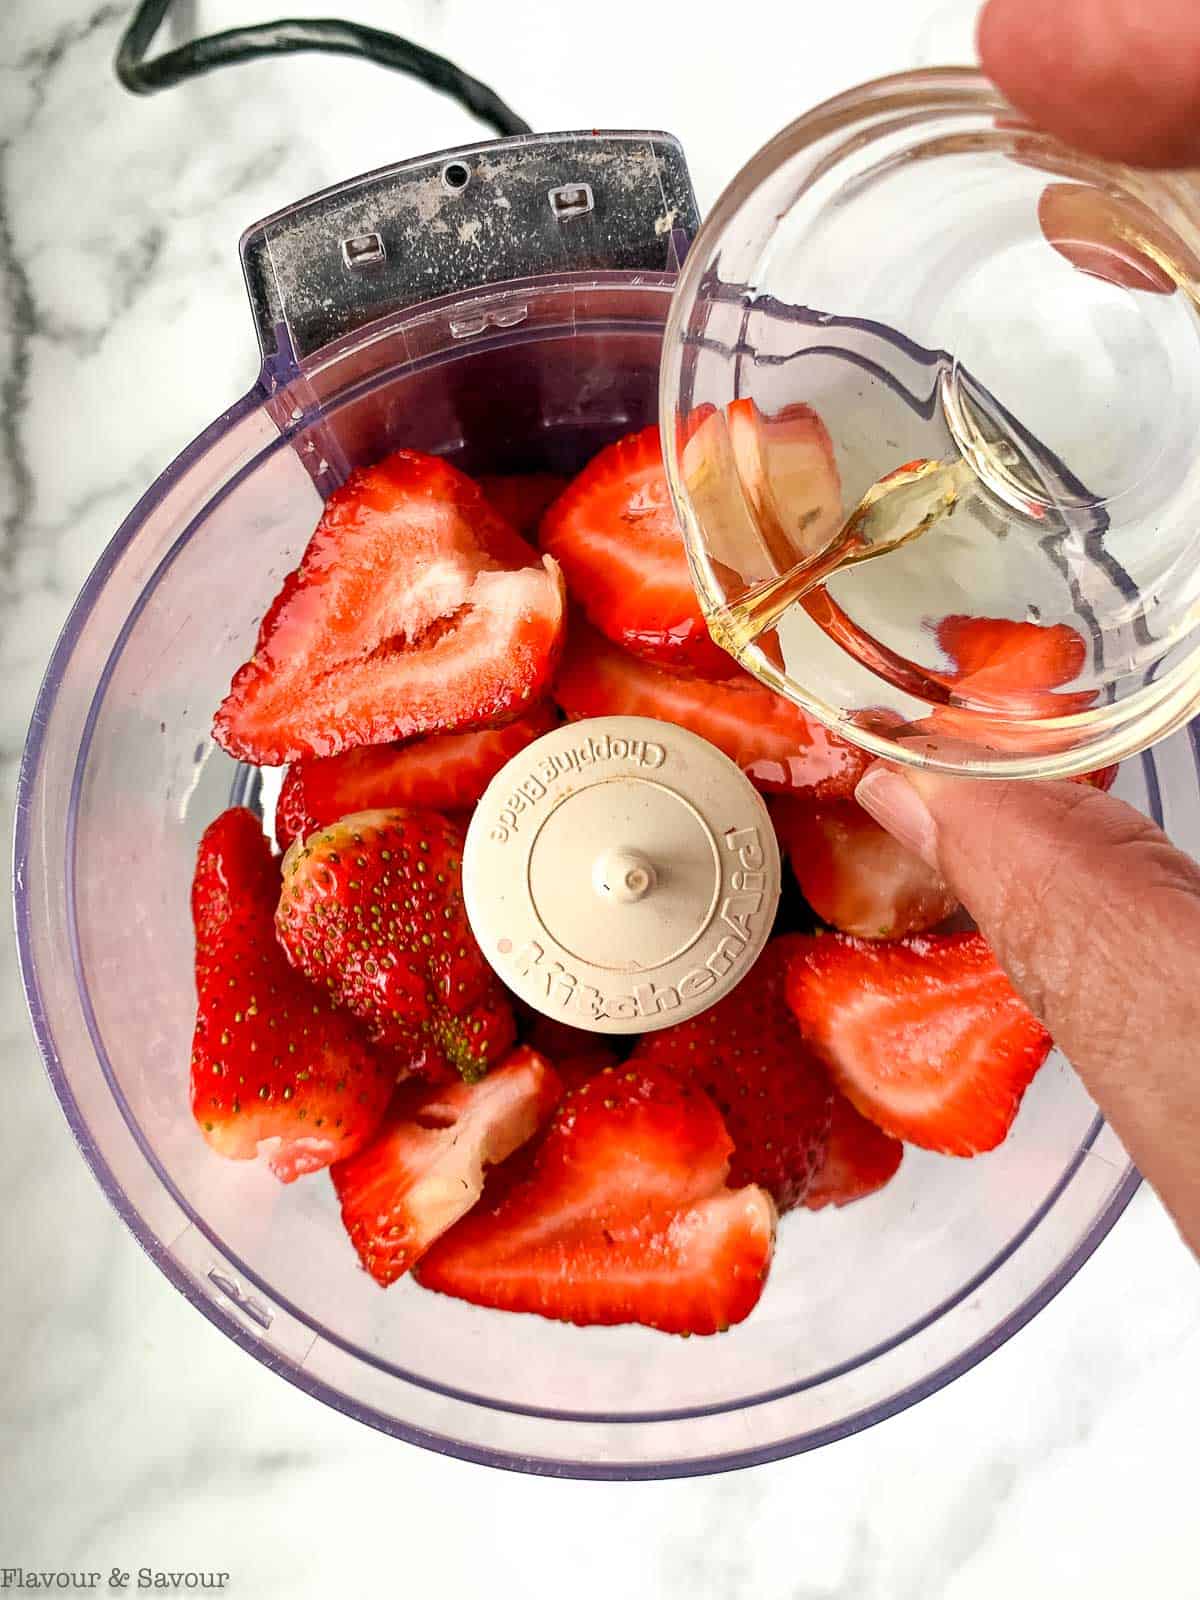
15, 264, 1188, 1476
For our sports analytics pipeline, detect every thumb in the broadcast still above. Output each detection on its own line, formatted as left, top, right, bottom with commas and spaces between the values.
855, 763, 1200, 1252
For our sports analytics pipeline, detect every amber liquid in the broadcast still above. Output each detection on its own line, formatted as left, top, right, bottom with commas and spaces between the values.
706, 455, 979, 658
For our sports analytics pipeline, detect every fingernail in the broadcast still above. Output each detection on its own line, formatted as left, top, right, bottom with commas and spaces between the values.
855, 764, 940, 870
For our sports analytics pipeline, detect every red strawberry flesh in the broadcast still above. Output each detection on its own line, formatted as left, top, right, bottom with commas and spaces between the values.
331, 1046, 562, 1285
785, 931, 1052, 1156
213, 449, 565, 765
771, 796, 959, 940
274, 703, 557, 849
933, 614, 1093, 718
554, 620, 870, 798
540, 425, 735, 677
1075, 764, 1119, 792
632, 938, 833, 1211
416, 1062, 775, 1335
803, 1089, 904, 1209
726, 397, 843, 565
190, 808, 394, 1182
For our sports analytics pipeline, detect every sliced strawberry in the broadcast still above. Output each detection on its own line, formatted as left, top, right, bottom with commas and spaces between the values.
539, 426, 734, 677
785, 932, 1052, 1156
554, 620, 871, 797
632, 939, 833, 1211
802, 1090, 904, 1209
771, 796, 959, 940
677, 401, 842, 648
679, 405, 775, 595
477, 473, 570, 537
274, 704, 557, 848
676, 402, 719, 450
726, 397, 843, 564
331, 1046, 561, 1285
190, 808, 394, 1182
933, 615, 1092, 717
213, 450, 565, 766
937, 615, 1086, 683
277, 809, 515, 1082
416, 1062, 776, 1335
274, 769, 313, 852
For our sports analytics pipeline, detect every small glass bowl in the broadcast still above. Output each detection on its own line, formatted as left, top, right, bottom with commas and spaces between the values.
661, 69, 1200, 778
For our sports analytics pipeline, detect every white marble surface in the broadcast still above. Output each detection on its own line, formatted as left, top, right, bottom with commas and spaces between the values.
3, 1, 1199, 1594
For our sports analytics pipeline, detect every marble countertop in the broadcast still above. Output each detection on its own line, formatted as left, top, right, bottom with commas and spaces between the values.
3, 1, 1198, 1594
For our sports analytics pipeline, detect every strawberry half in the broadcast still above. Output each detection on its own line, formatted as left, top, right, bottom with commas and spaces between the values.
785, 932, 1053, 1156
726, 397, 843, 563
416, 1062, 776, 1335
803, 1090, 904, 1210
938, 615, 1086, 682
190, 808, 394, 1181
277, 809, 515, 1082
771, 796, 959, 940
554, 620, 871, 798
678, 401, 842, 637
213, 450, 565, 766
539, 425, 734, 677
934, 615, 1092, 718
274, 703, 557, 849
331, 1046, 562, 1285
632, 939, 833, 1211
477, 473, 570, 537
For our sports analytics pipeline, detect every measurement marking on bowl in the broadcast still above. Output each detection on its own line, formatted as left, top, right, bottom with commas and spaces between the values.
208, 1267, 273, 1330
448, 304, 529, 339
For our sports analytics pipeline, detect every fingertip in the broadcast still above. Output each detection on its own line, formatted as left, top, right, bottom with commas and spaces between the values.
975, 0, 1026, 92
978, 0, 1200, 169
854, 763, 940, 870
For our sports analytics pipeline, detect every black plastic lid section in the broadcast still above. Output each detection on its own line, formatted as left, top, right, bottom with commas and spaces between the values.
240, 130, 700, 377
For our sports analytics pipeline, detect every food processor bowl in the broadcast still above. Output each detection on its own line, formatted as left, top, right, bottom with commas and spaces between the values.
14, 131, 1184, 1477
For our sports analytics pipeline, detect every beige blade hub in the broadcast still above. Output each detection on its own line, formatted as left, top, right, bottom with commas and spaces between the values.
463, 716, 781, 1035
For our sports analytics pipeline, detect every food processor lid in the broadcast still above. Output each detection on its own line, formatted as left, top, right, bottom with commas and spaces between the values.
463, 716, 781, 1034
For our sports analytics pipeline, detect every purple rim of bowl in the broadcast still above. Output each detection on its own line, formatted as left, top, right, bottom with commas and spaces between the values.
12, 368, 1147, 1480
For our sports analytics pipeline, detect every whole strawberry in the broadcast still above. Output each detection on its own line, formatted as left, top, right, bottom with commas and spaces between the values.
632, 937, 834, 1211
190, 808, 394, 1181
277, 809, 515, 1082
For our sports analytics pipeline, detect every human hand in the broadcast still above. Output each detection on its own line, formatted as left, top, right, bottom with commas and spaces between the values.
856, 766, 1200, 1253
848, 0, 1200, 1256
978, 0, 1200, 168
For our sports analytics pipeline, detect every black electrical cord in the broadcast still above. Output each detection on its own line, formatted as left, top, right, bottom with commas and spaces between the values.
115, 0, 532, 137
